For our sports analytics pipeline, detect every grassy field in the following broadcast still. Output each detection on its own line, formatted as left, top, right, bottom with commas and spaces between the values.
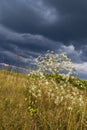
0, 70, 87, 130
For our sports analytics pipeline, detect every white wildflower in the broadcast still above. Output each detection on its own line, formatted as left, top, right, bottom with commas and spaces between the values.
45, 81, 49, 85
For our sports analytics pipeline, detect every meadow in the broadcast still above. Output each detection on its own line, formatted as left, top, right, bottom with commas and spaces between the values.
0, 70, 87, 130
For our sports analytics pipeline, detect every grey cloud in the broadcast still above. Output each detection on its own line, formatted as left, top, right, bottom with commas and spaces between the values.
0, 25, 87, 63
58, 44, 82, 63
74, 62, 87, 80
0, 0, 43, 33
0, 0, 87, 79
43, 0, 87, 40
0, 25, 61, 52
0, 25, 62, 65
0, 0, 87, 42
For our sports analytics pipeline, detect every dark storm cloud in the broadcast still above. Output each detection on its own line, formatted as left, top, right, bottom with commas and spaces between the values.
0, 0, 87, 57
43, 0, 87, 41
0, 0, 87, 79
0, 25, 62, 65
0, 0, 41, 33
0, 0, 87, 42
0, 25, 85, 64
0, 25, 60, 52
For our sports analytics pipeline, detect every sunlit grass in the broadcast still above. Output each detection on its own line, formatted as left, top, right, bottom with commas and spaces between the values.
0, 70, 87, 130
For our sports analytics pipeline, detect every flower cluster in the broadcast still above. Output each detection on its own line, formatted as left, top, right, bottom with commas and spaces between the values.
33, 50, 77, 76
26, 73, 85, 114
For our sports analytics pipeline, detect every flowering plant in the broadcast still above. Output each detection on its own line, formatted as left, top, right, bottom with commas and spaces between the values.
33, 50, 76, 76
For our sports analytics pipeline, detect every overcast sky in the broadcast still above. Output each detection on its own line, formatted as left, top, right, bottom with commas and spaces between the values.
0, 0, 87, 79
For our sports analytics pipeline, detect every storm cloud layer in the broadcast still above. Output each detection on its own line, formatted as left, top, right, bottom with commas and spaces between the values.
0, 0, 87, 79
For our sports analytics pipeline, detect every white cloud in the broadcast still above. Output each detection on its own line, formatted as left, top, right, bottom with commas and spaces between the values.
60, 44, 82, 55
57, 44, 82, 63
73, 62, 87, 75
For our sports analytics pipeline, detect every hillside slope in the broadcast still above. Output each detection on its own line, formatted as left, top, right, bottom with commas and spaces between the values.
0, 70, 87, 130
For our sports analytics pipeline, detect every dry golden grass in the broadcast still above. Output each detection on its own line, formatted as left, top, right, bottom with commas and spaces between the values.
0, 70, 87, 130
